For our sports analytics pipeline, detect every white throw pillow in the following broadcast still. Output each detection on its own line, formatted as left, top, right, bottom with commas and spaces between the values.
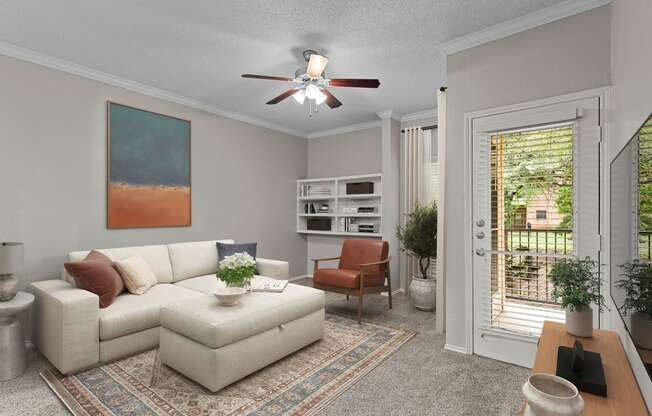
114, 256, 157, 295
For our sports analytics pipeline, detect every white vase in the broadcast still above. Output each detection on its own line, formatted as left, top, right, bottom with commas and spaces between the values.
631, 311, 652, 350
565, 306, 593, 338
409, 276, 435, 311
523, 373, 584, 416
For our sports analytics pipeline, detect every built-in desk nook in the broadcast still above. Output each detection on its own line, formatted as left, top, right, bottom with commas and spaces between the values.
524, 321, 648, 415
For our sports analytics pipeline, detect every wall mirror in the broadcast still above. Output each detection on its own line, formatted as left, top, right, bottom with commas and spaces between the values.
611, 113, 652, 379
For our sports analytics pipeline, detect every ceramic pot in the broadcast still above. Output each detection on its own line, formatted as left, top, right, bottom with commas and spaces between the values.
631, 311, 652, 350
566, 306, 593, 338
409, 275, 435, 311
522, 373, 584, 416
0, 275, 17, 302
214, 286, 247, 306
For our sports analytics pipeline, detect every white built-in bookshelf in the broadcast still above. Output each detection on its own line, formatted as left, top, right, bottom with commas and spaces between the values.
297, 173, 382, 237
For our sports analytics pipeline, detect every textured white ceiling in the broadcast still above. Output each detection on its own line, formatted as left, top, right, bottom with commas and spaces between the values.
0, 0, 566, 135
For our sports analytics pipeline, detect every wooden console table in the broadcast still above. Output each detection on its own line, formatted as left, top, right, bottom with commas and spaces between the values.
526, 321, 648, 415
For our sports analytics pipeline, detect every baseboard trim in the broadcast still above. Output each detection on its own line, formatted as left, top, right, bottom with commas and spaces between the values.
444, 343, 470, 355
381, 288, 404, 297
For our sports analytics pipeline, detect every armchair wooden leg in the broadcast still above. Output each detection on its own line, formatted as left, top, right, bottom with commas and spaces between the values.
346, 294, 349, 302
357, 291, 363, 323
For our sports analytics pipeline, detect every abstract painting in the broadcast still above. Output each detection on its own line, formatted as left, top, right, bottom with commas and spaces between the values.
107, 102, 191, 228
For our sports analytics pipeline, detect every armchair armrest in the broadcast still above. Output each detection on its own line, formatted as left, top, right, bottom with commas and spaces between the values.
358, 257, 392, 269
30, 280, 99, 374
312, 256, 341, 271
256, 258, 289, 280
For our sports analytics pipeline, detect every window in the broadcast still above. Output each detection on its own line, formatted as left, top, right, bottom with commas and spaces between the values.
536, 210, 547, 220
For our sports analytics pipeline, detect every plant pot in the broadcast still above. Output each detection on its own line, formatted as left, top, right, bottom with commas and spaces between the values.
631, 311, 652, 350
522, 373, 584, 416
214, 286, 247, 306
409, 276, 435, 311
565, 306, 593, 338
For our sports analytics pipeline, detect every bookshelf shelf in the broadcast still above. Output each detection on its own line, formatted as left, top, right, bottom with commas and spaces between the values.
297, 173, 382, 237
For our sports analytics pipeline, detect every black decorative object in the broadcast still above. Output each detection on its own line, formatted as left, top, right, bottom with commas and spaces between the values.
556, 341, 607, 397
346, 182, 374, 195
307, 218, 331, 231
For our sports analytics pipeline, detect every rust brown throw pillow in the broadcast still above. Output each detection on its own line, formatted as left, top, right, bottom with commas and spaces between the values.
64, 250, 125, 308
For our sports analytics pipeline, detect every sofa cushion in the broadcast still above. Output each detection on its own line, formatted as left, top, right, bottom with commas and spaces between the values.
162, 280, 324, 349
99, 284, 203, 341
68, 245, 174, 284
168, 239, 234, 282
64, 250, 124, 308
114, 256, 157, 295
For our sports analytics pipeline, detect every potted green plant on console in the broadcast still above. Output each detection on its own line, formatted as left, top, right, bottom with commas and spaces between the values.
617, 261, 652, 349
396, 201, 437, 311
215, 252, 256, 306
550, 257, 607, 337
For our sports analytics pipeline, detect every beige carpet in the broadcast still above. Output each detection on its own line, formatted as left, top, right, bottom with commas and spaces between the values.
41, 314, 415, 416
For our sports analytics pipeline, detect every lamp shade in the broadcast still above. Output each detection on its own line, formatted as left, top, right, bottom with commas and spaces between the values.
0, 242, 24, 275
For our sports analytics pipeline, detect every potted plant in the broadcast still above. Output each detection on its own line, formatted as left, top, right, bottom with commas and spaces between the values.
617, 261, 652, 349
550, 257, 607, 337
396, 201, 437, 311
215, 252, 256, 306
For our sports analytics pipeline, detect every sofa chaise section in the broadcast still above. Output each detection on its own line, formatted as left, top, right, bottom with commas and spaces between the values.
30, 240, 294, 375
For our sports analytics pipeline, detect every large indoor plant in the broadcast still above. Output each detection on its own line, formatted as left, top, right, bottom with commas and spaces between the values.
215, 252, 256, 305
550, 257, 607, 337
617, 261, 652, 349
396, 201, 437, 311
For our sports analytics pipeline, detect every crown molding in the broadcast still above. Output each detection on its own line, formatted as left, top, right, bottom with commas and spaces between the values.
376, 109, 402, 121
0, 40, 307, 138
435, 0, 611, 56
401, 109, 437, 123
306, 119, 382, 139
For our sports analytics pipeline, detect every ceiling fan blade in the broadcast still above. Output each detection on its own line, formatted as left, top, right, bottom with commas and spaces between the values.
321, 89, 342, 108
242, 74, 293, 82
329, 78, 380, 88
266, 88, 300, 105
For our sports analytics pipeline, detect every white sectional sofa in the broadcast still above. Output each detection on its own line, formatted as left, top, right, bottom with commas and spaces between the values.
29, 240, 323, 377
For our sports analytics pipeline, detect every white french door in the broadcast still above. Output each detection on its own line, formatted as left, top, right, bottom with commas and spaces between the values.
471, 97, 602, 367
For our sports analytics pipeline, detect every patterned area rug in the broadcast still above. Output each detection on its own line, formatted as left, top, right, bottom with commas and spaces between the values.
41, 314, 415, 416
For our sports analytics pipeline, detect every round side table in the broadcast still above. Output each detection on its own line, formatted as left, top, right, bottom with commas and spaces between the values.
0, 291, 34, 381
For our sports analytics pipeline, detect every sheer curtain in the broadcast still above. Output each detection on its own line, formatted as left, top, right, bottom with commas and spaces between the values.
400, 126, 433, 289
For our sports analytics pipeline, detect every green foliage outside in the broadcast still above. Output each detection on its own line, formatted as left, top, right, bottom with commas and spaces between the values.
617, 261, 652, 318
496, 125, 574, 230
550, 257, 607, 312
396, 201, 437, 280
638, 119, 652, 233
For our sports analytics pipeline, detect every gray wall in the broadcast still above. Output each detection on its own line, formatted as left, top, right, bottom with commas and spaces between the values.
305, 127, 383, 277
0, 54, 308, 289
307, 127, 382, 178
445, 6, 611, 349
608, 0, 652, 406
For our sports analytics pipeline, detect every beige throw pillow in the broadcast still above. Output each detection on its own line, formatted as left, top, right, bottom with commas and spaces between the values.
114, 256, 157, 295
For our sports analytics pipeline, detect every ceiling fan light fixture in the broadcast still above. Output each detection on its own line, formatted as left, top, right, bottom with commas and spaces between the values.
306, 54, 329, 79
315, 89, 327, 105
305, 84, 320, 100
292, 88, 306, 104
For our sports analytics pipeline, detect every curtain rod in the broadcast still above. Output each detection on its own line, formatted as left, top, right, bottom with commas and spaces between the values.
401, 124, 437, 133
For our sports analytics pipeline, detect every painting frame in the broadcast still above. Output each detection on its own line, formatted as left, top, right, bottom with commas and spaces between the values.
106, 101, 192, 229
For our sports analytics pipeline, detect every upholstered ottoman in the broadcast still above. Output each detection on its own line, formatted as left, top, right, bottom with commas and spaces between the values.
159, 283, 325, 392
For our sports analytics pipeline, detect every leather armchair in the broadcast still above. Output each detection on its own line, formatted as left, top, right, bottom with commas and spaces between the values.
312, 239, 391, 323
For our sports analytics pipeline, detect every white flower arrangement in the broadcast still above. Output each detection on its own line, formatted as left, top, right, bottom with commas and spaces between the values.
216, 252, 256, 286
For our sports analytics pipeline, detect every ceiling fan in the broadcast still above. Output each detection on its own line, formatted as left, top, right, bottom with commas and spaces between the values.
241, 49, 380, 111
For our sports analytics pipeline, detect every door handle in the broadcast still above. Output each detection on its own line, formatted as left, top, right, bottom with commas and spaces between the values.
476, 231, 485, 239
476, 219, 485, 227
475, 248, 486, 256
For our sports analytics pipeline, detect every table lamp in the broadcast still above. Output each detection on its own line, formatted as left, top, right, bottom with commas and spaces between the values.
0, 242, 23, 301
